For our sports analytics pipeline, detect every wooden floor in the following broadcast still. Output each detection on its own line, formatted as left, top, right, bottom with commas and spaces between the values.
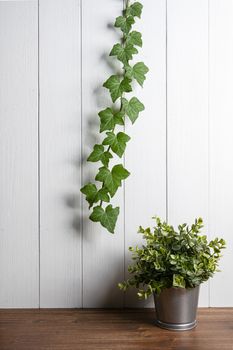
0, 309, 232, 350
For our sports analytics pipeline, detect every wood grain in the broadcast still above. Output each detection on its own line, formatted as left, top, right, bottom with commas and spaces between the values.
0, 1, 38, 307
0, 308, 232, 350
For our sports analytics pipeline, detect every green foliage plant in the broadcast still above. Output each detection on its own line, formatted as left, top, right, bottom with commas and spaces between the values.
119, 217, 226, 299
81, 1, 149, 233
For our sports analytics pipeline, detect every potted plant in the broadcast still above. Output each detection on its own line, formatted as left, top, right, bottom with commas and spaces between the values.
119, 217, 226, 331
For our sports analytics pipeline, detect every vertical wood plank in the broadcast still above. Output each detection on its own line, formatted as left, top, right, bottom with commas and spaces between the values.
209, 0, 233, 306
82, 0, 125, 307
0, 1, 38, 307
124, 0, 167, 307
167, 0, 209, 306
40, 0, 82, 307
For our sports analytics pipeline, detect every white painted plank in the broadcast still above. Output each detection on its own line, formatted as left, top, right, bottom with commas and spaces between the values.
167, 0, 209, 306
82, 0, 125, 307
40, 0, 82, 307
0, 1, 38, 307
124, 0, 167, 307
0, 0, 35, 2
209, 0, 233, 306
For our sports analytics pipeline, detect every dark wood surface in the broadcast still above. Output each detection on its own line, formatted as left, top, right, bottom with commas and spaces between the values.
0, 308, 232, 350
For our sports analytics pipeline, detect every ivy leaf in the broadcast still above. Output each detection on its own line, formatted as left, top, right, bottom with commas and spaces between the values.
95, 164, 130, 197
122, 97, 145, 123
90, 205, 120, 233
80, 183, 110, 208
126, 2, 143, 18
103, 75, 132, 102
100, 152, 112, 167
103, 131, 131, 158
110, 43, 138, 65
98, 108, 124, 132
95, 167, 110, 182
114, 111, 125, 124
102, 205, 119, 233
126, 31, 142, 47
98, 188, 110, 203
115, 15, 135, 34
87, 144, 113, 167
125, 62, 149, 86
80, 183, 99, 207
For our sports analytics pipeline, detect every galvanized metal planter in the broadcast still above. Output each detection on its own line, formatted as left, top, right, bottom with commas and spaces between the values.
154, 286, 200, 331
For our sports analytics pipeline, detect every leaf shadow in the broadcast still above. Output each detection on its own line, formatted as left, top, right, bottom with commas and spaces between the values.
63, 40, 121, 244
62, 4, 131, 308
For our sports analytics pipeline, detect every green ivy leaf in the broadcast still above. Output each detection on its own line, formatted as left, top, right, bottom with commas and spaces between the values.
126, 31, 142, 47
90, 205, 120, 233
87, 144, 112, 167
110, 43, 138, 65
122, 97, 145, 123
80, 183, 110, 208
95, 167, 110, 183
98, 188, 110, 203
103, 131, 131, 158
95, 164, 130, 197
126, 62, 149, 86
115, 15, 135, 34
98, 108, 124, 132
103, 75, 132, 102
126, 2, 143, 18
80, 183, 99, 207
114, 111, 125, 124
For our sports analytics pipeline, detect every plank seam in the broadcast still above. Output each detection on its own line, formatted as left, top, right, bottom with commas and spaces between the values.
207, 0, 210, 308
37, 0, 41, 309
80, 0, 84, 309
165, 0, 168, 223
123, 0, 126, 309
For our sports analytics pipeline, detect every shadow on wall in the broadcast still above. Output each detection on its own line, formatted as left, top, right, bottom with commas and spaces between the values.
63, 15, 126, 307
64, 42, 122, 240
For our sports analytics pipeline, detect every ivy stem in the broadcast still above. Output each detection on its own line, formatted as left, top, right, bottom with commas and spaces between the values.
99, 96, 124, 207
99, 1, 128, 208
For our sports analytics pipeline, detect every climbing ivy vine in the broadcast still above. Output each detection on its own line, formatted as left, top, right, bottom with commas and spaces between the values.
81, 1, 149, 233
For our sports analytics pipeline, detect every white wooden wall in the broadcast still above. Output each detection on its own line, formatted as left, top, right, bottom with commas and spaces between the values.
0, 0, 233, 308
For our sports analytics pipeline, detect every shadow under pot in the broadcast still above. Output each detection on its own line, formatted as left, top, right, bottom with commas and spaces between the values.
153, 285, 200, 331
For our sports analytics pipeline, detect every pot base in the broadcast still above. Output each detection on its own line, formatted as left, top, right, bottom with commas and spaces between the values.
155, 319, 197, 331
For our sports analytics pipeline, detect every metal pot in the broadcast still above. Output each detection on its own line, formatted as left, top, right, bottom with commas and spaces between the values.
153, 285, 200, 331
